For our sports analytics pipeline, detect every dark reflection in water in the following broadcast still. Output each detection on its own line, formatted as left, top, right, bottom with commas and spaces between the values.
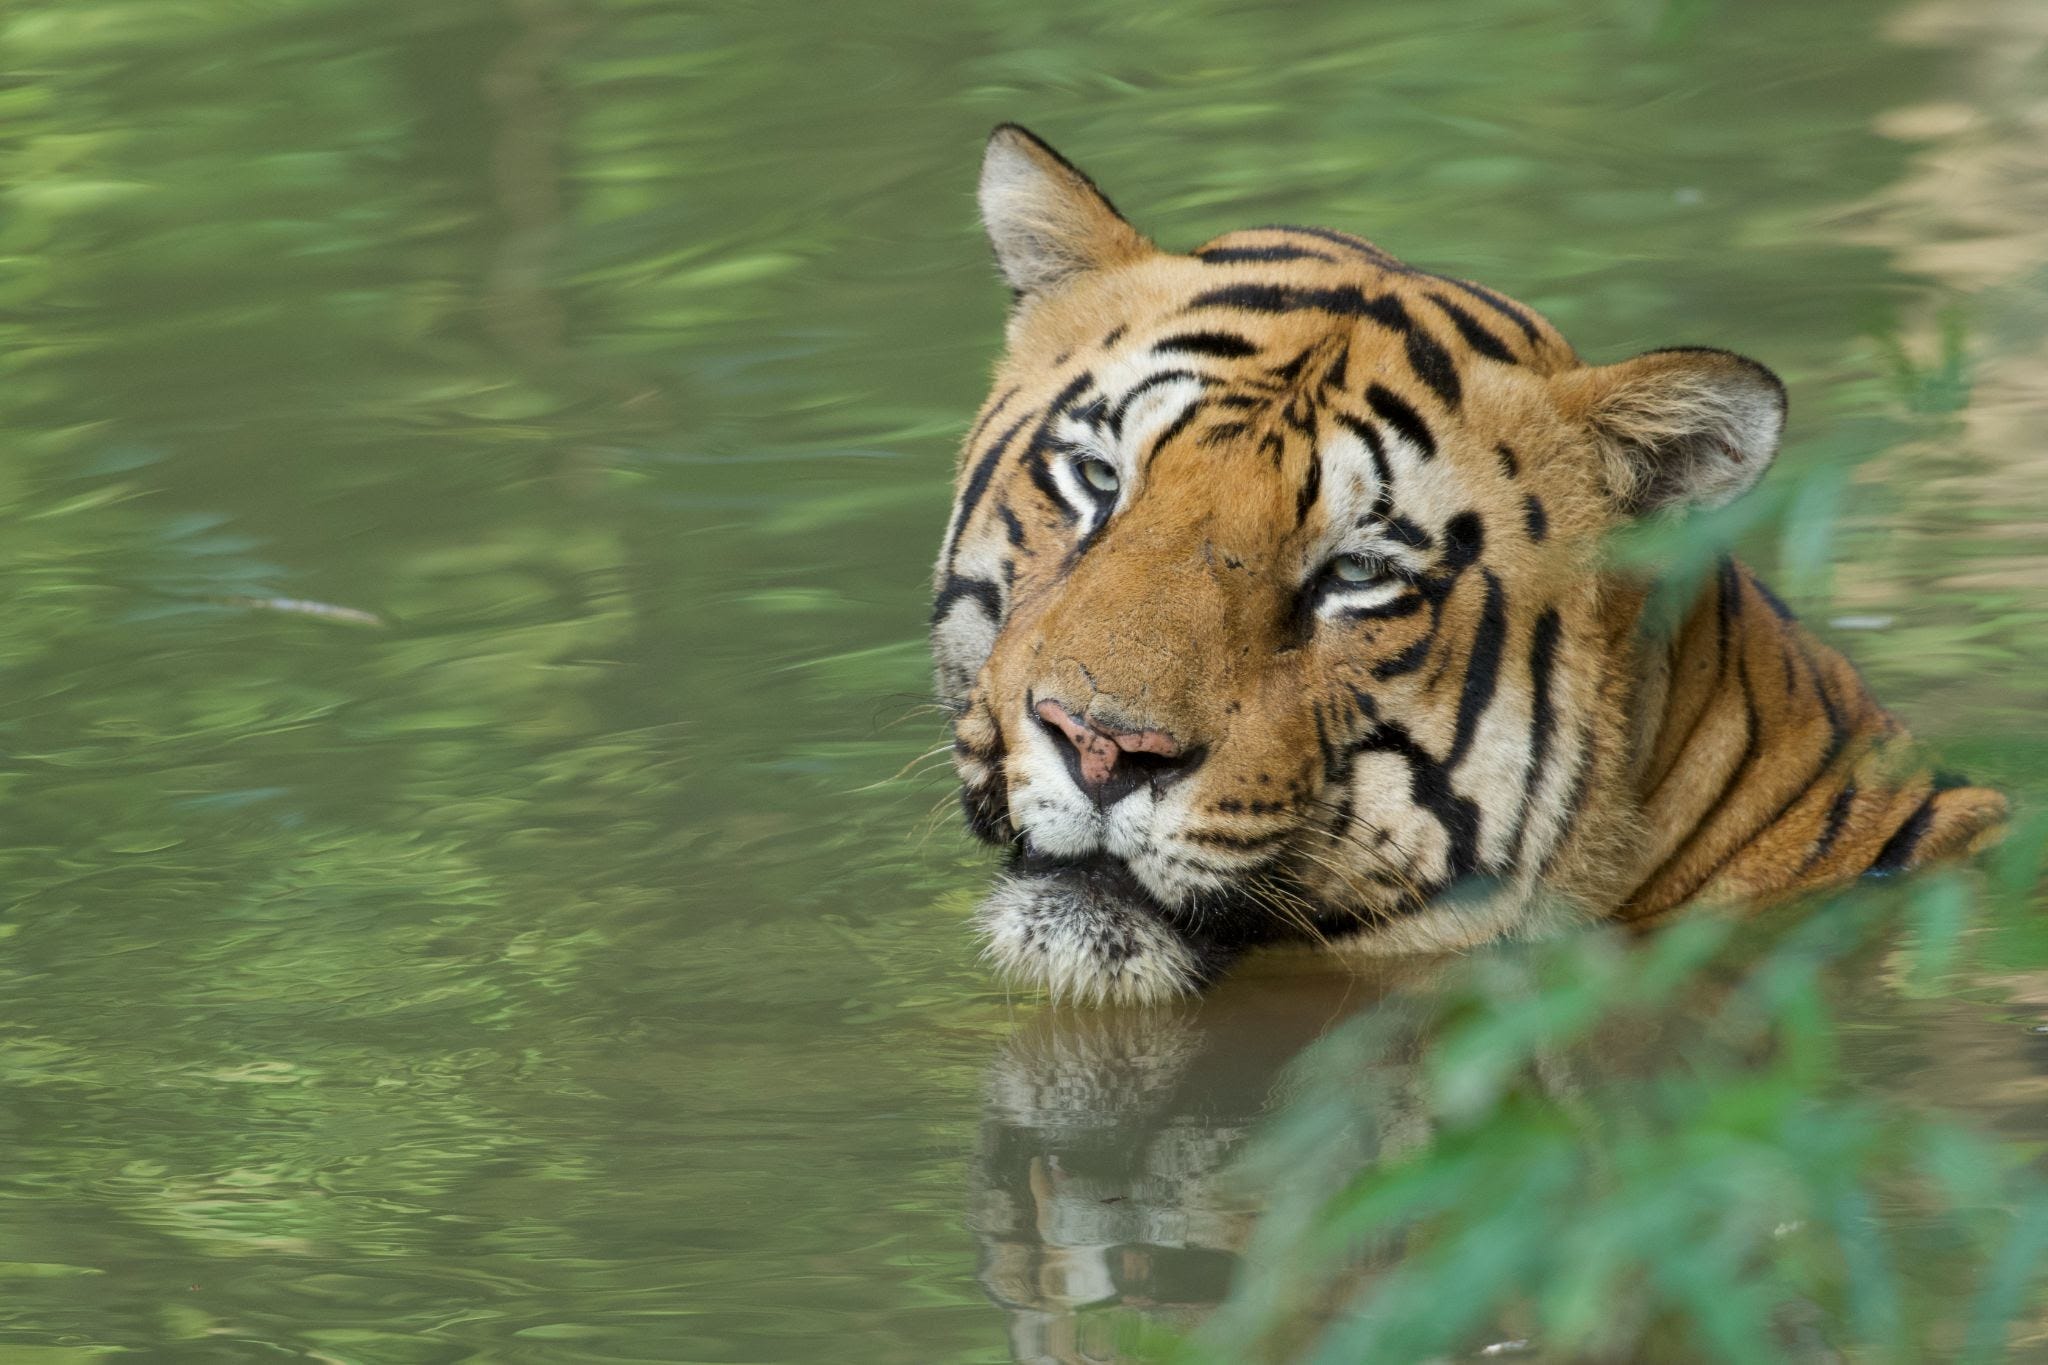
968, 968, 1434, 1361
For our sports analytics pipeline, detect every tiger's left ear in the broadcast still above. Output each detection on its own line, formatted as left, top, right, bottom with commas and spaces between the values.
1562, 347, 1787, 515
978, 124, 1152, 297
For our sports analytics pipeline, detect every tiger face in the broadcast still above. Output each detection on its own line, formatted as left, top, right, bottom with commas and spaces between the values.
931, 126, 1984, 1004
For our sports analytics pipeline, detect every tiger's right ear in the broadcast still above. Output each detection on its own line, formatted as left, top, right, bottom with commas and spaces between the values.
978, 124, 1152, 297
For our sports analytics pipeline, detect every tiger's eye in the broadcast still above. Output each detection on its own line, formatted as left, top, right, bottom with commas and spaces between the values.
1080, 458, 1121, 494
1328, 553, 1383, 584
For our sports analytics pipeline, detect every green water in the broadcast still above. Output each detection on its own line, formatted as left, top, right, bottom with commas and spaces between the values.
1, 1, 2045, 1360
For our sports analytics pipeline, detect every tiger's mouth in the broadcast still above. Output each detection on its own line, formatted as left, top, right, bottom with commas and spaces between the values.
975, 850, 1327, 1004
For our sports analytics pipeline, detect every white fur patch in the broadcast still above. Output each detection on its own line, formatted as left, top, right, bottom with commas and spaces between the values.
977, 871, 1204, 1005
931, 602, 998, 703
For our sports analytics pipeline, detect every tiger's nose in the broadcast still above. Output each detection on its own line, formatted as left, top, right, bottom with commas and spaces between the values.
1032, 698, 1203, 807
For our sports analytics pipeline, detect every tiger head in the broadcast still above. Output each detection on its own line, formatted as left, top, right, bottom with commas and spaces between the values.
933, 126, 1793, 1003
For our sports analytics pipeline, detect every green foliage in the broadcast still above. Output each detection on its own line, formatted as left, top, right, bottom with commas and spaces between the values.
1875, 309, 1974, 418
1176, 850, 2048, 1364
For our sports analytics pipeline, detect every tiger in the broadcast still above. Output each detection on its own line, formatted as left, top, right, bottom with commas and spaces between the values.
931, 124, 2008, 1005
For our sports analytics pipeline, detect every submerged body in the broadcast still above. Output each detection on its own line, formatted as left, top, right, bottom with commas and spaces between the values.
932, 126, 2006, 1003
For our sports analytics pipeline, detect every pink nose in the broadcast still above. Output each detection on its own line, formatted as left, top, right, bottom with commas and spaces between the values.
1032, 698, 1195, 806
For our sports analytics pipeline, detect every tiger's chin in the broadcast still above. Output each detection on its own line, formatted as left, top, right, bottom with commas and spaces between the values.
975, 856, 1238, 1006
973, 846, 1591, 1004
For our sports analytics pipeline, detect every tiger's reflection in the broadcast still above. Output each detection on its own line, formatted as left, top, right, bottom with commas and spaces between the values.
966, 962, 1449, 1363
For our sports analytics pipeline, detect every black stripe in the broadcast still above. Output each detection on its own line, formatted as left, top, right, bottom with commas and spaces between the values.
1335, 593, 1425, 623
1268, 346, 1314, 383
1153, 331, 1260, 359
1403, 327, 1463, 409
1334, 411, 1395, 487
1182, 827, 1290, 851
1281, 395, 1317, 437
1368, 293, 1425, 341
1027, 444, 1073, 519
1254, 224, 1401, 264
1509, 607, 1563, 865
1215, 796, 1291, 816
1426, 273, 1546, 348
1353, 721, 1482, 879
1644, 552, 1737, 795
1323, 787, 1357, 845
1718, 554, 1743, 633
1296, 451, 1323, 527
952, 732, 999, 761
930, 572, 1002, 627
1809, 650, 1845, 746
1806, 782, 1857, 870
1014, 374, 1098, 526
1371, 631, 1433, 680
1750, 572, 1799, 623
1384, 515, 1433, 550
1200, 420, 1251, 447
1185, 283, 1416, 339
996, 500, 1025, 548
1652, 566, 1762, 899
1721, 724, 1849, 877
945, 410, 1032, 561
1343, 683, 1379, 730
1495, 443, 1520, 479
1686, 617, 1854, 898
1100, 324, 1128, 348
1196, 244, 1337, 264
1147, 401, 1204, 465
1311, 699, 1342, 783
1448, 571, 1508, 766
1426, 291, 1518, 363
1522, 494, 1548, 542
1366, 383, 1436, 458
1867, 796, 1937, 877
1440, 512, 1485, 574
